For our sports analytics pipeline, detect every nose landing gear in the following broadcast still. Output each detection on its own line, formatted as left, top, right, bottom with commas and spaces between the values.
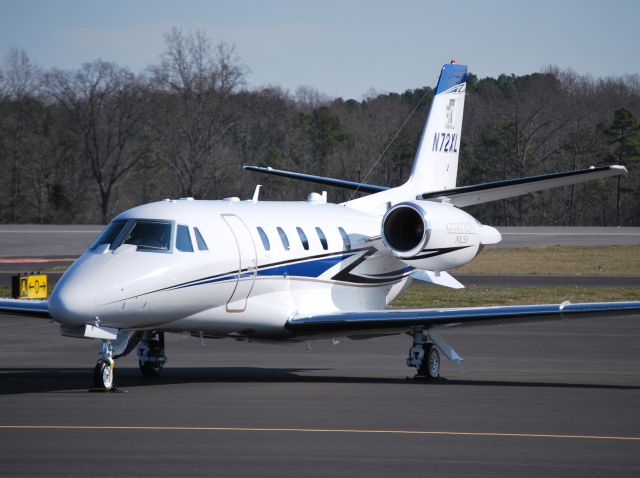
90, 340, 117, 392
88, 330, 167, 392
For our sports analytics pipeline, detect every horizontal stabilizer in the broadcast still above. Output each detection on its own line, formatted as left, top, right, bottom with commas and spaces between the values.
421, 165, 627, 207
411, 270, 464, 289
243, 166, 387, 194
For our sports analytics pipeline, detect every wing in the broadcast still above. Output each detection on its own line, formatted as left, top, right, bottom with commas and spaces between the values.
420, 165, 627, 207
0, 298, 50, 319
286, 301, 640, 337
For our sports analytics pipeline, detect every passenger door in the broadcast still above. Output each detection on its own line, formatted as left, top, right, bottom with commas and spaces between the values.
221, 214, 257, 312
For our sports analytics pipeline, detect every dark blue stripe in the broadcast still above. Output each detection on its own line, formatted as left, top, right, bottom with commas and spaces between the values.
173, 252, 357, 289
258, 253, 355, 278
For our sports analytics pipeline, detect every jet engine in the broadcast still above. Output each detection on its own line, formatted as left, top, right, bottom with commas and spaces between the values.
381, 200, 500, 271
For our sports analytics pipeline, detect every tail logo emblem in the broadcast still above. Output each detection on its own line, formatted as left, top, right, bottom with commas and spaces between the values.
446, 99, 456, 129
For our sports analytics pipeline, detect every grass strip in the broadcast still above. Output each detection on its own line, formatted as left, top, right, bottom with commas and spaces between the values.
457, 245, 640, 276
392, 284, 640, 308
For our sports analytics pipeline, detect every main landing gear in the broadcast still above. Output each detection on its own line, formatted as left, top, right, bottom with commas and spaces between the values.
138, 331, 167, 377
407, 331, 441, 380
89, 330, 167, 392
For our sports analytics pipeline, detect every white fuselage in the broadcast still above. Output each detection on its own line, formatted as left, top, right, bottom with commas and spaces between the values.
48, 198, 414, 339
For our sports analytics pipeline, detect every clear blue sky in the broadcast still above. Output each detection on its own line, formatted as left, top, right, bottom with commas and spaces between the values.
1, 0, 638, 99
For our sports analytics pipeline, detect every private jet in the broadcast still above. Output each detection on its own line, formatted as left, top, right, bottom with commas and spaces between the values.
2, 62, 639, 391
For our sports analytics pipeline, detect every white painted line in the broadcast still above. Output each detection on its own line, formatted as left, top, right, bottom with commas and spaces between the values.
0, 425, 638, 441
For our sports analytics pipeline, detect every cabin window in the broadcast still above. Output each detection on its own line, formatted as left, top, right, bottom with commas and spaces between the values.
315, 227, 328, 250
257, 227, 270, 251
338, 227, 351, 251
176, 225, 194, 252
277, 227, 290, 250
296, 227, 309, 250
194, 227, 209, 251
122, 221, 172, 252
89, 220, 127, 251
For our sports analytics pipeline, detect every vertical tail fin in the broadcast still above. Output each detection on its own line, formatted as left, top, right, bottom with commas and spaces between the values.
406, 62, 467, 194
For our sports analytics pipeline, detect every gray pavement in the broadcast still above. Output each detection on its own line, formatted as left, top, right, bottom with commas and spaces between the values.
498, 226, 640, 247
0, 313, 639, 477
0, 224, 102, 257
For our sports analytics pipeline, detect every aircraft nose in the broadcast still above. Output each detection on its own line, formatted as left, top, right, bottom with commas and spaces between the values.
49, 280, 96, 324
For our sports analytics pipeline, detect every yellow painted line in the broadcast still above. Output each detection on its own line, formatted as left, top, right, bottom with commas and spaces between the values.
0, 425, 638, 441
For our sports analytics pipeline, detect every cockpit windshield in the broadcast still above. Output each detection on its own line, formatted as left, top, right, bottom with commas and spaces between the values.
88, 220, 127, 251
88, 219, 174, 253
122, 221, 172, 252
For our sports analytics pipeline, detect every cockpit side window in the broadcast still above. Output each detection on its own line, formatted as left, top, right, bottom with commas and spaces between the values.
176, 225, 194, 252
89, 220, 127, 251
122, 221, 172, 252
194, 227, 209, 251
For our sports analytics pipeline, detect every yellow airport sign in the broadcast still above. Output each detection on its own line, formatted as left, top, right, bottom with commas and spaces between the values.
17, 274, 48, 299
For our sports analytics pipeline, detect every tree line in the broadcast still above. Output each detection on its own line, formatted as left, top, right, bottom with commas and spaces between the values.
1, 29, 639, 226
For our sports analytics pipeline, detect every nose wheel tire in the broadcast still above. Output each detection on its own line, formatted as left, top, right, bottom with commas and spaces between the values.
418, 345, 440, 380
92, 359, 114, 391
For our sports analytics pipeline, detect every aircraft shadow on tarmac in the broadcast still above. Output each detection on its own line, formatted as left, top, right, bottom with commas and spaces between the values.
0, 367, 638, 395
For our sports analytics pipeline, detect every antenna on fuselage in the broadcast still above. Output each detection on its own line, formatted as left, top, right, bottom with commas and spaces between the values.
252, 184, 262, 202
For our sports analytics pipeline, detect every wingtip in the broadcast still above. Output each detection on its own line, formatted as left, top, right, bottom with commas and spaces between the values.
610, 165, 629, 175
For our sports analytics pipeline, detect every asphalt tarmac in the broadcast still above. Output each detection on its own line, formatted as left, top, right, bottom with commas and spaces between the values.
498, 226, 640, 247
0, 313, 639, 477
0, 225, 639, 476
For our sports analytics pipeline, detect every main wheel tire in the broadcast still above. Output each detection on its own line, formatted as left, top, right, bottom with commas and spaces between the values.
93, 359, 114, 390
426, 345, 440, 379
139, 360, 163, 377
418, 345, 440, 380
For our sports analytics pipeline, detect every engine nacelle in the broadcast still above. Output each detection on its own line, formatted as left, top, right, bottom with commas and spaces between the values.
381, 201, 481, 271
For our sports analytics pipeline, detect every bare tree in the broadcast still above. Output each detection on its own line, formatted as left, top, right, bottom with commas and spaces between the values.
149, 28, 246, 198
45, 61, 147, 223
0, 48, 51, 223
